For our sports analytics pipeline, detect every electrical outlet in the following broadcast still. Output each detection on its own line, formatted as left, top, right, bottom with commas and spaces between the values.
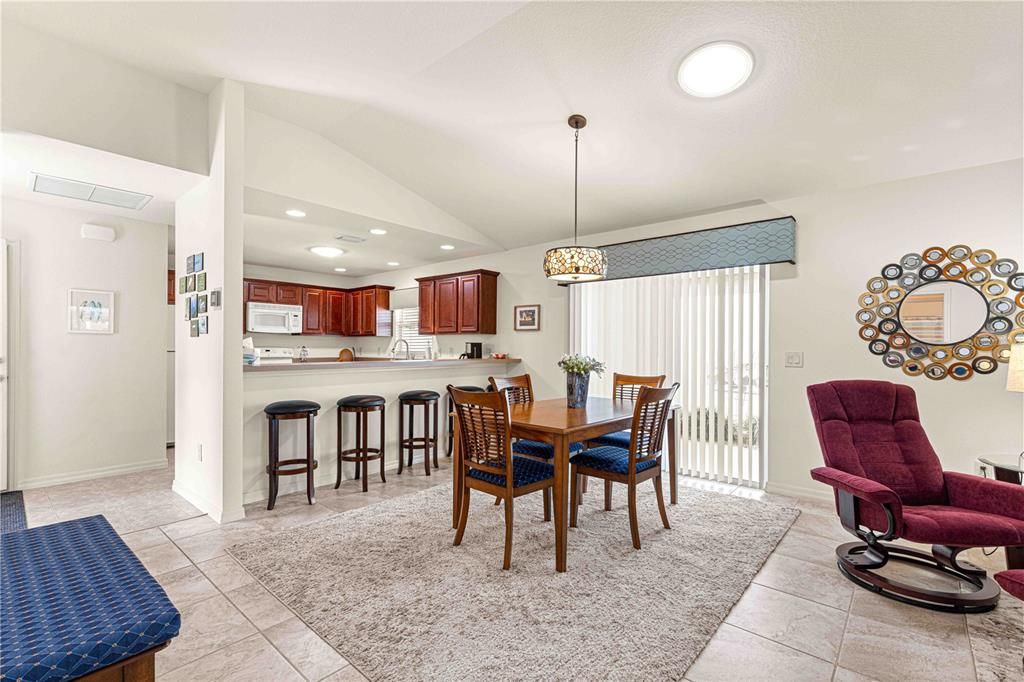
197, 443, 203, 462
785, 351, 804, 368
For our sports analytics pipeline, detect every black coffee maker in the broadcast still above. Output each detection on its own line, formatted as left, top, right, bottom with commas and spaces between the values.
460, 342, 483, 359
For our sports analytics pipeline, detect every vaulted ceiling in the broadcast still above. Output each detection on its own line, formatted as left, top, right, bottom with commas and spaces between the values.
6, 1, 1022, 250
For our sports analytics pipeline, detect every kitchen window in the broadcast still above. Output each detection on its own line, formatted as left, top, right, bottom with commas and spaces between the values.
390, 308, 434, 358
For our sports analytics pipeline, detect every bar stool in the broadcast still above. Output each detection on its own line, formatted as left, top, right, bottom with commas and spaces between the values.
336, 395, 386, 493
446, 385, 485, 456
398, 390, 440, 475
264, 400, 321, 511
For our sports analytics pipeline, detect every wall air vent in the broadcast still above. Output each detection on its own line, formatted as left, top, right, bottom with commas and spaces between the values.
28, 173, 153, 210
335, 233, 367, 244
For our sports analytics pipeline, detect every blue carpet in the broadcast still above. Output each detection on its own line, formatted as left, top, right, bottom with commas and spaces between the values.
1, 491, 27, 534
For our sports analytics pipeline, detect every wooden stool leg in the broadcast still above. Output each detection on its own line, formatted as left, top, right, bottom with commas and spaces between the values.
335, 409, 343, 490
361, 409, 369, 493
306, 414, 316, 505
354, 408, 362, 481
267, 417, 279, 511
397, 403, 404, 475
407, 403, 414, 467
379, 406, 387, 483
432, 400, 439, 469
423, 403, 431, 476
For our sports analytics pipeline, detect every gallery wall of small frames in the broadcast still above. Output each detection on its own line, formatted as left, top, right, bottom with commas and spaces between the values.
178, 252, 209, 338
856, 245, 1024, 381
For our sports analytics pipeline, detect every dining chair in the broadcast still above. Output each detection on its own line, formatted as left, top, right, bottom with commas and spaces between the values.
587, 373, 666, 507
448, 385, 555, 570
570, 383, 679, 549
488, 374, 587, 464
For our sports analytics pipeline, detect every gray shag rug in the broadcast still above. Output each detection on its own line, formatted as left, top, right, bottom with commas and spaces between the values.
230, 483, 799, 681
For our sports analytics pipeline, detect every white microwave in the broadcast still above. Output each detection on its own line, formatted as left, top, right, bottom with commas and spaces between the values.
246, 302, 303, 334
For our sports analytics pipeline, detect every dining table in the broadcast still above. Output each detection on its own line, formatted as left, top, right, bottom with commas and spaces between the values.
451, 396, 680, 572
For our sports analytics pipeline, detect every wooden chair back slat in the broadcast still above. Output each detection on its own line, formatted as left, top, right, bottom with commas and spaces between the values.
489, 374, 535, 405
448, 386, 512, 480
613, 372, 666, 400
629, 383, 679, 468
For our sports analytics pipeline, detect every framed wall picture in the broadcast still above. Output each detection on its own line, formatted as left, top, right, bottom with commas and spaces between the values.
186, 255, 195, 274
178, 276, 187, 295
198, 294, 208, 314
198, 316, 208, 335
190, 319, 199, 337
210, 288, 222, 310
186, 274, 195, 292
194, 252, 204, 272
196, 272, 207, 292
68, 289, 115, 334
189, 295, 198, 320
514, 304, 541, 331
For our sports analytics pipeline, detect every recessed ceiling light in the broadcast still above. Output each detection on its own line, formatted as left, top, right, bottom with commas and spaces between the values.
387, 261, 400, 266
285, 209, 306, 218
334, 267, 348, 273
440, 244, 455, 251
369, 228, 388, 235
677, 41, 754, 98
310, 246, 344, 258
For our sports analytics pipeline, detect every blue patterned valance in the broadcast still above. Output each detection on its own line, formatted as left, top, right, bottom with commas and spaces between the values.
597, 216, 796, 282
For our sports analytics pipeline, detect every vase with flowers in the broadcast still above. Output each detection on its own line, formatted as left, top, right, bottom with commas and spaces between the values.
558, 354, 606, 408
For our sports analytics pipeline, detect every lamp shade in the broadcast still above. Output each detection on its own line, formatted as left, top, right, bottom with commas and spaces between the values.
1007, 342, 1024, 392
543, 246, 608, 282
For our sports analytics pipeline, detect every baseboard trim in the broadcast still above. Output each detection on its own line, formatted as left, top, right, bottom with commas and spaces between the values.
18, 458, 169, 490
765, 480, 834, 502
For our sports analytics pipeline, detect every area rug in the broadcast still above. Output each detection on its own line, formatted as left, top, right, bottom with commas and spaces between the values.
0, 491, 27, 534
230, 484, 799, 681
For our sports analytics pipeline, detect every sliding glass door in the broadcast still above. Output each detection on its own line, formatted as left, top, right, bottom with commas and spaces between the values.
569, 265, 769, 487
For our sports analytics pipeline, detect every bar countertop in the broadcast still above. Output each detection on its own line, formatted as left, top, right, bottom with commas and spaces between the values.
243, 357, 521, 373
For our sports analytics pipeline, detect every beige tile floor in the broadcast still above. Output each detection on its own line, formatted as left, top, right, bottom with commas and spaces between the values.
20, 451, 1024, 682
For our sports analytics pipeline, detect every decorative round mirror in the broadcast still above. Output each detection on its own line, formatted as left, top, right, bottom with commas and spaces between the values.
856, 246, 1022, 380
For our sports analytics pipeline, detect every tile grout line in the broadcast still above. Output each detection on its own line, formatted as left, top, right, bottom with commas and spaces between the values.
723, 621, 840, 667
829, 579, 855, 681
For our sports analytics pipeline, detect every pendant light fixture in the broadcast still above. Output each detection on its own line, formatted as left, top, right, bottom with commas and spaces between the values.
543, 114, 608, 282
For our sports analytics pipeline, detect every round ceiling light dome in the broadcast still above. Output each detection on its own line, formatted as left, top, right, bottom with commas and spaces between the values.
285, 209, 306, 218
677, 41, 754, 98
309, 246, 344, 258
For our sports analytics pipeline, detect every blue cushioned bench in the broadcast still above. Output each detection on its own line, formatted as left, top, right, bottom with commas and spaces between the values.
1, 515, 180, 681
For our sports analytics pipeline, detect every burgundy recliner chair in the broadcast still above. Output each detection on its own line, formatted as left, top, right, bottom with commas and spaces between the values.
807, 380, 1024, 613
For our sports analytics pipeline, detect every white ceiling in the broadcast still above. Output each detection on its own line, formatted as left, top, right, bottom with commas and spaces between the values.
6, 1, 1022, 251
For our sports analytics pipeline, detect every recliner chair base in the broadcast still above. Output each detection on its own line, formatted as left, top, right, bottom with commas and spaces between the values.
836, 541, 1001, 614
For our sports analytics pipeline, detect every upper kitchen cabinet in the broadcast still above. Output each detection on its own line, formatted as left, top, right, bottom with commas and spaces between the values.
242, 279, 392, 336
416, 269, 498, 334
302, 287, 325, 334
245, 280, 276, 303
274, 284, 302, 306
351, 286, 392, 336
325, 290, 348, 336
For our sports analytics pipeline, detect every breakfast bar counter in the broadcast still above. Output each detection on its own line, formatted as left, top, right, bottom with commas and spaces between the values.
242, 357, 521, 506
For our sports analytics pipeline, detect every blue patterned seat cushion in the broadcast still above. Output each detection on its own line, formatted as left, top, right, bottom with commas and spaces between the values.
511, 439, 585, 460
1, 516, 181, 682
590, 430, 632, 449
467, 456, 555, 488
571, 445, 660, 475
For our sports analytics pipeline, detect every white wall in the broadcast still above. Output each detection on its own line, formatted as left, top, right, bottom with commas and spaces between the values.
356, 159, 1024, 498
1, 21, 208, 175
2, 197, 168, 488
173, 81, 246, 523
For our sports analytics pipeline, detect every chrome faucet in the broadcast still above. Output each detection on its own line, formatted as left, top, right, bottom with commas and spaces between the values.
392, 339, 411, 360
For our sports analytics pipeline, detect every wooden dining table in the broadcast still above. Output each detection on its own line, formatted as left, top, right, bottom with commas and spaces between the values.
451, 396, 679, 572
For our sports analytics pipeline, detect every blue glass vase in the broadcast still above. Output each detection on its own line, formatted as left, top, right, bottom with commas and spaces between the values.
566, 372, 590, 408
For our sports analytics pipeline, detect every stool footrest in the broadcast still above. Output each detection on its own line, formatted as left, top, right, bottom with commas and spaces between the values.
267, 459, 318, 476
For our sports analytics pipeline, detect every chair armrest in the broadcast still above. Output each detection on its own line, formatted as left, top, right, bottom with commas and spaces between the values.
944, 471, 1024, 522
811, 466, 903, 512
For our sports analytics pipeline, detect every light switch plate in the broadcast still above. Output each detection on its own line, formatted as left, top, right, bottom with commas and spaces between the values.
785, 351, 804, 368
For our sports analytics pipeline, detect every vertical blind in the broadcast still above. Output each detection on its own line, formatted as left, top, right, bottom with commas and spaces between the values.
569, 265, 769, 487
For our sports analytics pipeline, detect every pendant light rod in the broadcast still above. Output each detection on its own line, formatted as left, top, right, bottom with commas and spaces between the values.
568, 114, 587, 246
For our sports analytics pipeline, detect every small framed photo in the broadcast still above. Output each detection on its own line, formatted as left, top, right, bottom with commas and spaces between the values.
210, 288, 222, 310
189, 295, 198, 320
186, 274, 195, 292
198, 316, 209, 335
178, 276, 187, 295
198, 294, 208, 314
186, 255, 194, 274
68, 289, 115, 334
196, 272, 207, 292
190, 319, 199, 337
194, 252, 204, 272
514, 304, 541, 331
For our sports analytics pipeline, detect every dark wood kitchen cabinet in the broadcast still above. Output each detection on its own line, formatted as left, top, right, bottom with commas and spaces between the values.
415, 269, 498, 334
245, 280, 275, 303
325, 290, 347, 335
349, 286, 391, 336
274, 284, 302, 306
302, 288, 325, 334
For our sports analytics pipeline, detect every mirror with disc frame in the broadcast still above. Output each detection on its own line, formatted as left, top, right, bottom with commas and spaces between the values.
856, 245, 1023, 381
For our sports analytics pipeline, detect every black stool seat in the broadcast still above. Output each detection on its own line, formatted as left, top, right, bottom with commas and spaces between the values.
400, 390, 440, 401
338, 394, 386, 408
265, 400, 321, 416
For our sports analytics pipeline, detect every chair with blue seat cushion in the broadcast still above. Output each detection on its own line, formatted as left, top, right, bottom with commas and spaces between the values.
570, 383, 679, 550
449, 385, 555, 570
588, 373, 666, 506
1, 515, 180, 682
512, 439, 586, 460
